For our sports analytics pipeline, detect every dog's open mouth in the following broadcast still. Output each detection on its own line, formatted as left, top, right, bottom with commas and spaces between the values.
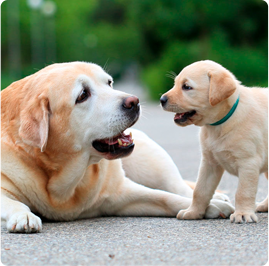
92, 131, 134, 159
174, 110, 196, 123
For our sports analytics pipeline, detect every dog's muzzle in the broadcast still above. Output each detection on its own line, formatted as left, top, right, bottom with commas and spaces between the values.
92, 95, 140, 160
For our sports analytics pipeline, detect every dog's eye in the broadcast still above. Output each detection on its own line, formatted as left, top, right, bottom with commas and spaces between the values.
182, 84, 193, 90
108, 80, 113, 87
76, 87, 90, 104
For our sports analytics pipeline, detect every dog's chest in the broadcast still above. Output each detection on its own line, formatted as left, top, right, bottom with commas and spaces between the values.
212, 150, 239, 175
204, 136, 239, 176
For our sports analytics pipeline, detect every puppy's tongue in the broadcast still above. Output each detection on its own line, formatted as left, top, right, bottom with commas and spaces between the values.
175, 113, 184, 119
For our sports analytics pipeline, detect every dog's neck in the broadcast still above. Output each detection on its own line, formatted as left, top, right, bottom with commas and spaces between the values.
209, 95, 240, 126
207, 91, 240, 129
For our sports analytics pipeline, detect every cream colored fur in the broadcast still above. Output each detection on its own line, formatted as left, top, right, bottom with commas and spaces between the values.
1, 62, 234, 233
161, 60, 268, 223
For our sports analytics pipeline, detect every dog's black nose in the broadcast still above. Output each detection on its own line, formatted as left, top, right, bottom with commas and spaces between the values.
122, 96, 140, 111
160, 95, 168, 107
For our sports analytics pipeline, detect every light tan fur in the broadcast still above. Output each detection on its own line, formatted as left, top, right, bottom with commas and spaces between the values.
161, 60, 268, 223
184, 180, 223, 193
1, 62, 234, 233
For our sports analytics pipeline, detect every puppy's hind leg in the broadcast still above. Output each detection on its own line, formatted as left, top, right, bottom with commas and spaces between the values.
256, 172, 268, 212
1, 193, 42, 233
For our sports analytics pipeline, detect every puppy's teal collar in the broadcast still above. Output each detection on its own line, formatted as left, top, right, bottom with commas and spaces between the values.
209, 96, 240, 126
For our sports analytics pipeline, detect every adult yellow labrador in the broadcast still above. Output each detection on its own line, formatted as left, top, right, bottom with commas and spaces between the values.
160, 60, 268, 223
1, 62, 234, 233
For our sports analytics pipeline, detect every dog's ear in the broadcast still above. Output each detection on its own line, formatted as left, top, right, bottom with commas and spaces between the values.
208, 70, 237, 106
19, 96, 50, 152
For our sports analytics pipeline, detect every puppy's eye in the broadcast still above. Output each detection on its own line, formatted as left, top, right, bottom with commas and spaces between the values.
108, 80, 113, 87
182, 84, 193, 90
76, 87, 90, 104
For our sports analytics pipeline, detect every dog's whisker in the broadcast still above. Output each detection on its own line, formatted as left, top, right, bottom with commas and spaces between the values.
140, 110, 152, 116
166, 71, 177, 81
171, 71, 177, 77
140, 114, 149, 120
165, 74, 176, 80
103, 59, 110, 73
139, 101, 148, 106
139, 108, 153, 116
166, 70, 177, 78
139, 103, 149, 110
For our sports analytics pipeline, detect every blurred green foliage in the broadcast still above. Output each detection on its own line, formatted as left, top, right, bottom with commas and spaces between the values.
1, 0, 268, 99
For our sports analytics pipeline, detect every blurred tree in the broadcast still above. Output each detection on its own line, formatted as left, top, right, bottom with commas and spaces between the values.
1, 0, 267, 99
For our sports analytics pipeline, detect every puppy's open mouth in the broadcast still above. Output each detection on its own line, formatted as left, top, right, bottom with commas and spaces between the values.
92, 131, 134, 159
174, 110, 196, 124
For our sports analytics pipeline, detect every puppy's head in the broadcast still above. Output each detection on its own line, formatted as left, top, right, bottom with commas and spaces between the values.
14, 62, 140, 160
160, 60, 239, 127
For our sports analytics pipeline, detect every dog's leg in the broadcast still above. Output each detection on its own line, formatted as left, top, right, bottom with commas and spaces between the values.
122, 129, 193, 198
102, 178, 234, 219
1, 193, 42, 233
230, 167, 259, 223
123, 129, 230, 201
256, 172, 268, 212
177, 157, 225, 220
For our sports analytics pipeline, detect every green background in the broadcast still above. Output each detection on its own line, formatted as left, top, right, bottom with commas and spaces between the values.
1, 0, 268, 100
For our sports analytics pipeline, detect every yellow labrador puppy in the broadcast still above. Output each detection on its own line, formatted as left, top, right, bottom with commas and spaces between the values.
160, 60, 268, 223
1, 62, 234, 233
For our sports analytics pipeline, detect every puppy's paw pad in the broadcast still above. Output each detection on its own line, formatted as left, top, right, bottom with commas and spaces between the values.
230, 212, 258, 223
177, 209, 203, 220
7, 212, 42, 233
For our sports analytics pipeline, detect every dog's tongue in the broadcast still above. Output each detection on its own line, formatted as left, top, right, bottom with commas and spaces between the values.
175, 113, 184, 120
104, 132, 133, 146
117, 134, 133, 146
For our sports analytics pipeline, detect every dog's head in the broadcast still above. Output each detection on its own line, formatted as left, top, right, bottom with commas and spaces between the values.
4, 62, 140, 161
160, 60, 239, 126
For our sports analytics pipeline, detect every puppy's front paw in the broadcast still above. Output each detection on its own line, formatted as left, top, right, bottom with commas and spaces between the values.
230, 211, 258, 223
7, 212, 42, 233
177, 208, 204, 220
206, 199, 235, 219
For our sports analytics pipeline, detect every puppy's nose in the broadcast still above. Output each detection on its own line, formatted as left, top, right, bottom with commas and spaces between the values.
122, 96, 139, 110
160, 95, 168, 107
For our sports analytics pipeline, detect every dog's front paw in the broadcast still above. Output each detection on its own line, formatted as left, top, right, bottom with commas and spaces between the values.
230, 211, 258, 223
205, 199, 234, 219
177, 208, 204, 220
7, 212, 42, 233
212, 192, 230, 202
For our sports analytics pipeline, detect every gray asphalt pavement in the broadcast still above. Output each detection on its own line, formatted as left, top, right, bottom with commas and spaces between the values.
1, 80, 268, 266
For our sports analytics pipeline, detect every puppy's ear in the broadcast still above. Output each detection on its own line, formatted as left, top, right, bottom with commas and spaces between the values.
208, 70, 237, 106
19, 96, 50, 152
